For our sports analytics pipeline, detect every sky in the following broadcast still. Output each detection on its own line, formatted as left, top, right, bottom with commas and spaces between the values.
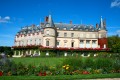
0, 0, 120, 46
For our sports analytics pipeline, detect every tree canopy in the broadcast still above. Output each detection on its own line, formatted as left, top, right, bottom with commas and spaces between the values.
108, 35, 120, 53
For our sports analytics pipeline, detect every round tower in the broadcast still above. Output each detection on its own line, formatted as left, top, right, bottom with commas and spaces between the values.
98, 16, 107, 48
43, 15, 57, 48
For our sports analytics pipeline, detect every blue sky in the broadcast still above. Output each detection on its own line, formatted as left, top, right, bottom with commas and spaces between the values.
0, 0, 120, 46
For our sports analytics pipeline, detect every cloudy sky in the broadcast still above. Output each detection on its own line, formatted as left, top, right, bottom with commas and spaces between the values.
0, 0, 120, 46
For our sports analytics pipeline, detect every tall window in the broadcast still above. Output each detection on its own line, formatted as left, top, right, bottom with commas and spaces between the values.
57, 32, 59, 37
80, 40, 84, 44
92, 40, 96, 44
71, 42, 74, 47
64, 33, 67, 37
57, 41, 59, 46
71, 33, 74, 37
64, 42, 67, 47
46, 41, 49, 46
86, 40, 90, 44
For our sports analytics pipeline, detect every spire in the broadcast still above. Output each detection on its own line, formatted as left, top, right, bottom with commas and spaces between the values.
100, 16, 103, 28
48, 15, 54, 27
100, 16, 106, 30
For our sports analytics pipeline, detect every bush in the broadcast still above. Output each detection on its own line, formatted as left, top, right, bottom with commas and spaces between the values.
94, 58, 113, 73
84, 58, 94, 69
112, 58, 120, 73
62, 57, 83, 71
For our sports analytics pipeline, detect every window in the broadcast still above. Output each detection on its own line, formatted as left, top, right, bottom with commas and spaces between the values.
71, 33, 74, 37
57, 32, 59, 37
80, 40, 84, 44
46, 41, 49, 46
57, 41, 59, 46
63, 27, 66, 30
64, 42, 67, 47
71, 42, 74, 47
37, 32, 39, 35
64, 33, 67, 37
92, 40, 96, 44
86, 40, 90, 44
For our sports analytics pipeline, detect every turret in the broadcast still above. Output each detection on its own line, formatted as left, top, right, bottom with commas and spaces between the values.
98, 16, 107, 48
43, 15, 57, 48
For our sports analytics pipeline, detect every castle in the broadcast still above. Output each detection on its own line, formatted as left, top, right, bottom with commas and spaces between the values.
13, 15, 109, 57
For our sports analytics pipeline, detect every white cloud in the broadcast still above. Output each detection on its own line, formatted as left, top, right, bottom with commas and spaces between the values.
4, 16, 10, 20
111, 0, 120, 8
0, 16, 11, 23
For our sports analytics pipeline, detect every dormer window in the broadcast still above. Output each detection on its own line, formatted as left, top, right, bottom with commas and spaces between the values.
63, 27, 66, 30
70, 28, 73, 30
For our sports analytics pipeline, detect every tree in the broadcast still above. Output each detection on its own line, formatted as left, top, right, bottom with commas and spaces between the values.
108, 35, 120, 53
0, 46, 13, 57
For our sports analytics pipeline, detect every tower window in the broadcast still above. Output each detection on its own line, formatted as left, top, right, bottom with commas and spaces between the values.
46, 41, 49, 46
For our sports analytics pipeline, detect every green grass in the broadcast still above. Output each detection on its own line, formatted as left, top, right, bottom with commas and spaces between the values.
10, 57, 65, 66
0, 73, 120, 80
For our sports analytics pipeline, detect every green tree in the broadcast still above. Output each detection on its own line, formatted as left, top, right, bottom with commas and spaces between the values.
108, 35, 120, 53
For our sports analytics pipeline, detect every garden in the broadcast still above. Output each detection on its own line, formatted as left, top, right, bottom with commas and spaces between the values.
0, 52, 120, 80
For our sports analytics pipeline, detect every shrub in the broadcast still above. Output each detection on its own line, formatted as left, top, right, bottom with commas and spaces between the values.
112, 58, 120, 73
83, 58, 94, 69
62, 57, 83, 71
94, 58, 113, 73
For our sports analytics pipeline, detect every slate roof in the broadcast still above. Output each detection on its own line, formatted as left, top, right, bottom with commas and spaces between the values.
16, 15, 106, 35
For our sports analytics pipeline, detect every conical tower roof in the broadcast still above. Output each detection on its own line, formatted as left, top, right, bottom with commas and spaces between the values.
45, 15, 55, 27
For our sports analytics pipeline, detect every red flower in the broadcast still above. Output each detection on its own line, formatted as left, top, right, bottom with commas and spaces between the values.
38, 72, 46, 76
82, 71, 89, 74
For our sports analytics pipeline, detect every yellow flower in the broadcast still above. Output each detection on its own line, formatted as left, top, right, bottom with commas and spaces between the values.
66, 67, 69, 70
62, 65, 65, 68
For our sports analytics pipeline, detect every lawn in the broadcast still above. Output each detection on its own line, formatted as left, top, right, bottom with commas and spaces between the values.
0, 73, 120, 80
10, 57, 65, 66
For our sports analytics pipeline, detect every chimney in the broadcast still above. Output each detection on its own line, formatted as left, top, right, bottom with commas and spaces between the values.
70, 20, 72, 24
103, 19, 106, 28
96, 23, 99, 29
45, 16, 48, 22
